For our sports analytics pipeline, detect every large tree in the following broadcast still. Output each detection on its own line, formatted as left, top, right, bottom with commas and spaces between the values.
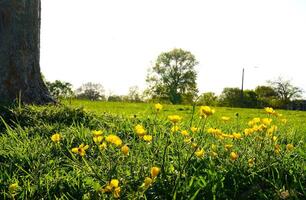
146, 48, 198, 104
0, 0, 54, 104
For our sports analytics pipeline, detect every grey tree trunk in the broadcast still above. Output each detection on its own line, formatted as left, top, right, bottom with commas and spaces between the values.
0, 0, 54, 104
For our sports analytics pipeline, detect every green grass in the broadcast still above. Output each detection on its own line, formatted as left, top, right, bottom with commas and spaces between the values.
0, 100, 305, 199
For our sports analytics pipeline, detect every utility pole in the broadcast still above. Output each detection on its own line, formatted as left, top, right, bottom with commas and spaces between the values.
241, 68, 245, 100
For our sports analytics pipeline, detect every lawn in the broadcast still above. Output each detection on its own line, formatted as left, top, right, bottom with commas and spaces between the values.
0, 100, 305, 199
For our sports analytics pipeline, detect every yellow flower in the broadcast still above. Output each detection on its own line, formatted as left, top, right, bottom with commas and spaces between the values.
71, 144, 89, 157
232, 132, 242, 139
92, 130, 103, 144
151, 167, 160, 178
248, 158, 255, 167
144, 177, 153, 187
199, 106, 215, 118
51, 133, 61, 143
248, 117, 261, 127
267, 125, 278, 136
181, 130, 189, 136
105, 135, 122, 146
195, 148, 205, 158
143, 135, 153, 142
190, 127, 198, 133
221, 116, 231, 122
168, 115, 182, 124
244, 128, 254, 136
272, 136, 278, 142
135, 125, 146, 137
121, 145, 129, 155
154, 103, 163, 112
261, 118, 272, 126
184, 137, 192, 144
92, 130, 103, 137
280, 118, 287, 124
171, 125, 180, 133
113, 187, 121, 198
99, 142, 107, 150
224, 144, 233, 151
207, 128, 223, 136
274, 144, 281, 155
110, 179, 119, 188
9, 183, 18, 193
191, 143, 198, 148
230, 152, 239, 161
286, 143, 294, 151
264, 107, 276, 115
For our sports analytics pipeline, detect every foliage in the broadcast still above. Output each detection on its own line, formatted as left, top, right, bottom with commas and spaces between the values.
197, 92, 218, 106
255, 85, 278, 108
46, 80, 74, 99
127, 86, 143, 102
268, 78, 303, 107
76, 82, 106, 101
218, 87, 242, 107
146, 48, 198, 104
0, 102, 305, 199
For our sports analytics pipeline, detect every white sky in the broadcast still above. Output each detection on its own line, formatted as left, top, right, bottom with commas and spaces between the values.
40, 0, 306, 96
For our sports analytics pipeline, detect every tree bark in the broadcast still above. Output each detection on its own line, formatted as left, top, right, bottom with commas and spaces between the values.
0, 0, 54, 104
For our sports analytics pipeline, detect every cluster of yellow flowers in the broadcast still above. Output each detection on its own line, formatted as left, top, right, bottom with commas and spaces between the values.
102, 179, 121, 198
199, 106, 215, 118
135, 125, 153, 142
142, 166, 161, 188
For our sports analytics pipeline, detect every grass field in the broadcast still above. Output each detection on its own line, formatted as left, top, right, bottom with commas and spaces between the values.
1, 100, 305, 199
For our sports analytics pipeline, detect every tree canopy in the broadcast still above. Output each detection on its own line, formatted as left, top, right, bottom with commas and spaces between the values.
146, 48, 198, 104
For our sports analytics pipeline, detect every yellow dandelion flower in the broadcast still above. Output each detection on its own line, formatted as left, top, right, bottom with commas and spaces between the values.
110, 179, 119, 188
99, 142, 107, 150
71, 144, 89, 157
232, 132, 242, 139
264, 107, 276, 115
105, 135, 122, 146
199, 106, 215, 118
144, 177, 153, 187
151, 167, 160, 178
191, 143, 198, 148
92, 130, 103, 137
135, 125, 146, 137
230, 152, 239, 161
195, 148, 205, 158
143, 135, 153, 142
51, 133, 61, 143
92, 130, 103, 143
286, 143, 294, 151
281, 118, 287, 124
171, 125, 180, 133
244, 128, 254, 136
184, 137, 192, 144
113, 187, 121, 198
9, 183, 18, 193
221, 116, 231, 122
121, 145, 129, 155
248, 158, 255, 167
181, 130, 189, 136
168, 115, 182, 124
207, 128, 223, 136
154, 103, 163, 112
272, 136, 278, 142
248, 117, 261, 127
190, 127, 198, 133
261, 118, 272, 126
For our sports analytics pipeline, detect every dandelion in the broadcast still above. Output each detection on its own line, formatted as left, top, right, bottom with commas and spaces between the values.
51, 133, 61, 143
280, 118, 287, 124
110, 179, 119, 188
105, 135, 122, 146
144, 177, 153, 187
71, 144, 89, 157
168, 115, 182, 124
191, 143, 198, 148
195, 148, 205, 158
102, 179, 120, 198
181, 130, 189, 136
99, 142, 107, 150
230, 152, 239, 161
92, 130, 103, 144
244, 128, 254, 136
135, 125, 146, 137
154, 103, 163, 112
265, 107, 276, 115
286, 143, 294, 151
232, 132, 242, 139
9, 183, 18, 193
267, 125, 278, 136
248, 158, 255, 167
272, 136, 278, 142
151, 166, 160, 178
143, 135, 153, 142
121, 145, 129, 155
171, 125, 180, 133
248, 117, 261, 127
261, 118, 272, 126
199, 106, 215, 118
190, 127, 198, 133
221, 116, 231, 122
113, 187, 121, 198
184, 138, 192, 144
207, 128, 223, 136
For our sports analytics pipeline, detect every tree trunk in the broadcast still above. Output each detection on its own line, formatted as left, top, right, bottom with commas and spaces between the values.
0, 0, 54, 104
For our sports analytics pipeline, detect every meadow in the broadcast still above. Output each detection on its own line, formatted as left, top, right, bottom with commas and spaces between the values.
0, 100, 305, 199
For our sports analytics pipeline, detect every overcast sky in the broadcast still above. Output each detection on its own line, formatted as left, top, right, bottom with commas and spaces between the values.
40, 0, 306, 96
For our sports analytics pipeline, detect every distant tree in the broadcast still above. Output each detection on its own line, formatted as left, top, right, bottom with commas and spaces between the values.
255, 85, 278, 107
197, 92, 218, 106
218, 88, 242, 107
76, 82, 105, 101
146, 48, 198, 104
46, 80, 74, 99
268, 77, 303, 107
108, 95, 122, 102
127, 86, 142, 102
242, 90, 258, 108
